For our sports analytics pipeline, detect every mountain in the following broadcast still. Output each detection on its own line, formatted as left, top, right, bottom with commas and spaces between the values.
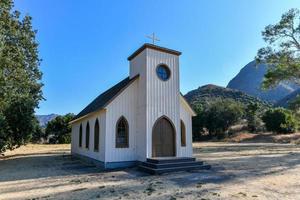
276, 88, 300, 107
227, 61, 299, 103
36, 114, 59, 127
184, 84, 270, 108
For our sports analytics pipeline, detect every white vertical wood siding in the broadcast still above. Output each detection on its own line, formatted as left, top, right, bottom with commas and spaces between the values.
129, 51, 147, 161
104, 79, 138, 162
179, 97, 193, 157
130, 48, 182, 159
71, 46, 194, 164
71, 111, 106, 162
145, 49, 180, 158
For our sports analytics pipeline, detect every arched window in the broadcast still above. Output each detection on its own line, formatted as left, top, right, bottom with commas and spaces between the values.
94, 119, 100, 151
116, 116, 129, 148
181, 120, 186, 147
79, 124, 82, 147
86, 122, 90, 149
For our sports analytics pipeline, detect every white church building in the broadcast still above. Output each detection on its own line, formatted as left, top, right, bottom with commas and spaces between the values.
70, 43, 196, 169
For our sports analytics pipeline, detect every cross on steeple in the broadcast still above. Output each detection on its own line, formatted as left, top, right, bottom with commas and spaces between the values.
146, 33, 160, 45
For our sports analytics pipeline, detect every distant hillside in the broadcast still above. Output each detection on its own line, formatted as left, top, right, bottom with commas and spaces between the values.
276, 88, 300, 108
227, 61, 299, 103
36, 114, 59, 127
184, 84, 270, 109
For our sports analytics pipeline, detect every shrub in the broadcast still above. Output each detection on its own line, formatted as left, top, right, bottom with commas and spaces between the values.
262, 108, 297, 134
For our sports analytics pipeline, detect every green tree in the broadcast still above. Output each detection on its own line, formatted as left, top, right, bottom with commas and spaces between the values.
262, 108, 297, 134
288, 95, 300, 112
0, 0, 43, 153
197, 99, 244, 138
256, 8, 300, 89
45, 113, 75, 144
245, 102, 263, 132
31, 117, 45, 143
191, 103, 206, 140
288, 97, 300, 128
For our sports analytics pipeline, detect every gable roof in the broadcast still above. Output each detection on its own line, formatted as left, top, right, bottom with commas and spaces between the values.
71, 75, 139, 123
127, 43, 182, 61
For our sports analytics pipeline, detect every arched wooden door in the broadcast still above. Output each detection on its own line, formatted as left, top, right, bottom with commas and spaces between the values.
152, 117, 176, 157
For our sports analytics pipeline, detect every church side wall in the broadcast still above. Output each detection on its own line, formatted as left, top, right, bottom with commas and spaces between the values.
104, 79, 138, 163
145, 49, 181, 158
129, 51, 147, 161
179, 98, 193, 157
71, 110, 106, 162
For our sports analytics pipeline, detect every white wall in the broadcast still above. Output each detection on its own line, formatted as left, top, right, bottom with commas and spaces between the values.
71, 111, 106, 162
129, 51, 147, 161
179, 97, 193, 157
104, 79, 138, 162
130, 48, 181, 159
71, 45, 194, 164
145, 49, 180, 158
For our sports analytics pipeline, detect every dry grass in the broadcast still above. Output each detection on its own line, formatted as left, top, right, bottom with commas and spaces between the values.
224, 132, 300, 144
1, 142, 300, 200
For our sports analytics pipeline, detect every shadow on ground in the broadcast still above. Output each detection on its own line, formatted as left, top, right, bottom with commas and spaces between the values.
1, 143, 300, 199
0, 153, 144, 183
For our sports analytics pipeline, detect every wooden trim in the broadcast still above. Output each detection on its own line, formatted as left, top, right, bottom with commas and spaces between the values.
128, 43, 181, 61
115, 116, 129, 148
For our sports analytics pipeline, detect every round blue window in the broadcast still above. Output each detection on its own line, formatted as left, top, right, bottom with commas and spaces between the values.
156, 64, 171, 81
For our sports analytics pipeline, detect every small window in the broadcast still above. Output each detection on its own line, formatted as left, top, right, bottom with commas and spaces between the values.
156, 64, 171, 81
181, 120, 186, 147
86, 122, 90, 149
94, 119, 100, 151
79, 124, 82, 147
116, 116, 129, 148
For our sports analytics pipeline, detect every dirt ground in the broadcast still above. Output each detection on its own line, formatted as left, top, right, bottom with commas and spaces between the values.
1, 142, 300, 200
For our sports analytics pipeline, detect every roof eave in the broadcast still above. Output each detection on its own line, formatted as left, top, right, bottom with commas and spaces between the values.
180, 94, 197, 116
128, 43, 181, 61
70, 75, 140, 124
69, 109, 106, 124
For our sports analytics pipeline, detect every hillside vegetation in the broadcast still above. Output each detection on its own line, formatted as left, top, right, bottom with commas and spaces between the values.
184, 84, 299, 140
185, 84, 271, 109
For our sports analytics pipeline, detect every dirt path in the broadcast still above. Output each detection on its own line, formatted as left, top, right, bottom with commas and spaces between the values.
0, 143, 300, 200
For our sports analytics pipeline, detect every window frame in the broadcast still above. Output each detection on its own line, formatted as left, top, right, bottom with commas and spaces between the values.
156, 64, 171, 81
94, 118, 100, 152
79, 124, 82, 148
85, 121, 90, 149
180, 120, 186, 147
115, 116, 129, 148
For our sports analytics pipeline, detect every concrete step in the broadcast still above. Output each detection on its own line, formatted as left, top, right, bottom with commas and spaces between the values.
141, 161, 204, 169
146, 157, 196, 164
139, 164, 211, 175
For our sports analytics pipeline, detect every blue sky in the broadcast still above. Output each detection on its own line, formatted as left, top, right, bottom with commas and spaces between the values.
14, 0, 300, 115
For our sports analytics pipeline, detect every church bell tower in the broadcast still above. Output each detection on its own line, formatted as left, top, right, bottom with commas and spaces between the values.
128, 43, 182, 159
